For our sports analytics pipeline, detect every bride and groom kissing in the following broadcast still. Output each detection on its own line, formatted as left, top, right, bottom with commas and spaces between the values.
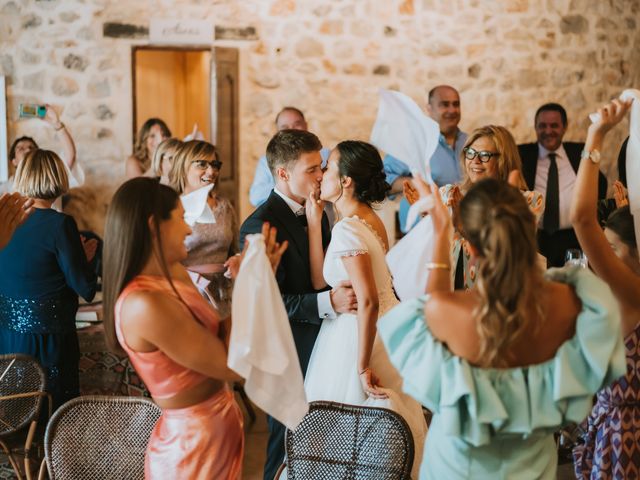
240, 129, 427, 480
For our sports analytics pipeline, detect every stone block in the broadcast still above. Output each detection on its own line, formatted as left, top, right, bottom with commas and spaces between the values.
60, 12, 79, 23
0, 55, 15, 81
399, 0, 414, 15
625, 17, 637, 28
425, 42, 457, 56
64, 54, 89, 72
373, 64, 390, 75
295, 36, 324, 57
270, 0, 295, 16
23, 71, 44, 91
1, 1, 19, 14
87, 77, 110, 98
323, 59, 337, 74
384, 26, 397, 37
94, 104, 114, 120
313, 5, 331, 16
102, 22, 148, 39
344, 63, 366, 75
52, 76, 79, 97
215, 26, 258, 40
468, 63, 482, 79
319, 20, 343, 35
22, 14, 42, 29
19, 49, 40, 65
560, 15, 588, 34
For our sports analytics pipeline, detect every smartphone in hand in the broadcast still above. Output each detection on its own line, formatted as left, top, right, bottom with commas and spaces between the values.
19, 104, 46, 118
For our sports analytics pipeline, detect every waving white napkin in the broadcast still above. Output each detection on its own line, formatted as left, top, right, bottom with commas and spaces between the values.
228, 234, 308, 430
180, 184, 216, 226
589, 89, 640, 253
370, 89, 439, 181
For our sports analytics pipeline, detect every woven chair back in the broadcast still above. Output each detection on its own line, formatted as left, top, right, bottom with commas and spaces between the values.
0, 353, 46, 436
44, 395, 161, 480
285, 401, 414, 480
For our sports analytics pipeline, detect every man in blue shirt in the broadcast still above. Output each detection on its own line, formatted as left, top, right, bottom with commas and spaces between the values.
384, 85, 467, 232
250, 107, 330, 207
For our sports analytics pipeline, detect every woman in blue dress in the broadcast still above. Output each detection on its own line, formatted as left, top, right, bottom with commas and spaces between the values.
0, 149, 96, 410
378, 177, 626, 479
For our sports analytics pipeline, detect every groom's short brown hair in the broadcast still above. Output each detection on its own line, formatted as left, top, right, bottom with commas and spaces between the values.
266, 129, 322, 175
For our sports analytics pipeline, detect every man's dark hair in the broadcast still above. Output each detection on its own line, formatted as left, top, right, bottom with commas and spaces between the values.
266, 129, 322, 175
535, 103, 568, 127
9, 136, 38, 162
274, 106, 305, 125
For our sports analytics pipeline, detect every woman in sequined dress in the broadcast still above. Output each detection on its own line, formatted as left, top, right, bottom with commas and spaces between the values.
571, 99, 640, 478
169, 140, 238, 319
0, 150, 96, 409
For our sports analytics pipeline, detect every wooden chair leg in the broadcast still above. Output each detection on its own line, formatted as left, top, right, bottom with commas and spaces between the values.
37, 459, 47, 480
0, 438, 24, 480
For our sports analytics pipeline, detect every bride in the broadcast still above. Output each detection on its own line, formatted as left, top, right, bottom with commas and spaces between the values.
304, 140, 427, 475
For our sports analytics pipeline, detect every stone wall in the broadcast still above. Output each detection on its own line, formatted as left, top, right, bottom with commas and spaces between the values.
1, 0, 638, 231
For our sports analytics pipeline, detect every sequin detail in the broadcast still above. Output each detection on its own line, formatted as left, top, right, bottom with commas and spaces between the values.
0, 293, 77, 334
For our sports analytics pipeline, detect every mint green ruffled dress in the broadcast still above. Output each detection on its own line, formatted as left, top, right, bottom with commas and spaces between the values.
378, 267, 626, 479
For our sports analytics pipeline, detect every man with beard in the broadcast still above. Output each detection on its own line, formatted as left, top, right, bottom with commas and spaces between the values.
383, 85, 467, 232
518, 103, 607, 267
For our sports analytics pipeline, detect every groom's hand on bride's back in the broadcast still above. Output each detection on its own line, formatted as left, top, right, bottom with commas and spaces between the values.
330, 281, 357, 314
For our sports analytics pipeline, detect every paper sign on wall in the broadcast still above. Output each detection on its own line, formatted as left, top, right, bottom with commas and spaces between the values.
149, 18, 213, 45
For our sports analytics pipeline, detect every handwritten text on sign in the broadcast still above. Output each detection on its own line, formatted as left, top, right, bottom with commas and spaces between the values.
149, 18, 213, 45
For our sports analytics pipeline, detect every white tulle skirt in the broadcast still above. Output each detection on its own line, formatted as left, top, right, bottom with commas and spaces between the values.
304, 312, 427, 478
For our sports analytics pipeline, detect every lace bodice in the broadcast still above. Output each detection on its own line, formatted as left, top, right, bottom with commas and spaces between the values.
323, 216, 398, 314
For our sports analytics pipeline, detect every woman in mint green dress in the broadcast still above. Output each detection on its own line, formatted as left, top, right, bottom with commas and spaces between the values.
378, 177, 626, 479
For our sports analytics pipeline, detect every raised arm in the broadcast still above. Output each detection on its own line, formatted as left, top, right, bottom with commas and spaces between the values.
306, 191, 327, 289
125, 155, 145, 179
120, 290, 241, 382
44, 105, 76, 171
570, 99, 640, 333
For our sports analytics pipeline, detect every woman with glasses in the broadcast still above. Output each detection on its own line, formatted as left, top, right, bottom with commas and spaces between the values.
168, 140, 238, 319
431, 125, 544, 290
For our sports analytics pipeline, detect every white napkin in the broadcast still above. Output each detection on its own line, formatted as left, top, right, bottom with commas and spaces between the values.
228, 234, 308, 430
370, 88, 439, 182
180, 184, 216, 226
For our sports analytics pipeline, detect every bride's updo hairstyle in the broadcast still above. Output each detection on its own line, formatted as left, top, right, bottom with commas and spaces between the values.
459, 178, 544, 367
335, 140, 390, 206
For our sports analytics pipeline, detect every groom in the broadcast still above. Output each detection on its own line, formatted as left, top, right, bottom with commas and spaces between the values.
240, 129, 356, 480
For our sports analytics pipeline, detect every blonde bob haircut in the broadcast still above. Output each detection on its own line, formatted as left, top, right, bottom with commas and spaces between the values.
151, 138, 183, 178
14, 149, 69, 200
168, 140, 218, 194
460, 125, 524, 192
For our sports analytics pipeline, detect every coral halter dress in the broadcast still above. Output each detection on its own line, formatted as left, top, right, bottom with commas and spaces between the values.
115, 275, 243, 480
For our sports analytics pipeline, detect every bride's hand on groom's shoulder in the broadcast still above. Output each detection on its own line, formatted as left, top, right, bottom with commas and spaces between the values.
330, 281, 358, 314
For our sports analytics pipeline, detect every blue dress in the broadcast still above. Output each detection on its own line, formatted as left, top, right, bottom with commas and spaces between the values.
378, 267, 626, 479
0, 208, 96, 409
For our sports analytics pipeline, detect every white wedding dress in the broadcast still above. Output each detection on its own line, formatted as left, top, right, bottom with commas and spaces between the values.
304, 216, 427, 477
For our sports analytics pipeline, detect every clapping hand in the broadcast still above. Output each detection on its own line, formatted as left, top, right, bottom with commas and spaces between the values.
0, 193, 34, 251
403, 179, 419, 205
613, 180, 629, 208
411, 174, 452, 235
224, 222, 288, 279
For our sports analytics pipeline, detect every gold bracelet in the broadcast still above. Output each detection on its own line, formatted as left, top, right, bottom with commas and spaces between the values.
54, 122, 65, 131
425, 262, 450, 270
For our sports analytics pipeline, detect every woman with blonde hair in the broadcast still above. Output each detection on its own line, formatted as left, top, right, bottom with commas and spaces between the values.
407, 125, 544, 290
168, 140, 238, 318
0, 149, 97, 409
379, 177, 626, 479
125, 118, 171, 178
151, 138, 183, 185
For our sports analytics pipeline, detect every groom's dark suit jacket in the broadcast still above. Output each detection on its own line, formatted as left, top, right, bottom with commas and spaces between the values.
518, 142, 607, 267
239, 190, 331, 480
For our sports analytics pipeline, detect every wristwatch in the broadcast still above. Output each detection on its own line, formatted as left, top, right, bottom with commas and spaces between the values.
581, 149, 601, 164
